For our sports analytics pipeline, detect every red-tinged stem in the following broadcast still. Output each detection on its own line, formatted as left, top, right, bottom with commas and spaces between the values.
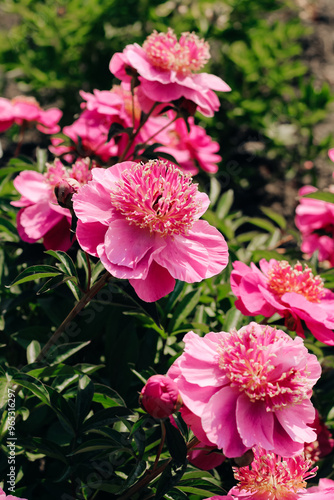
118, 102, 158, 162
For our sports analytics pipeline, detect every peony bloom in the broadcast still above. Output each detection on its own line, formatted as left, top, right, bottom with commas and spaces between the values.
228, 446, 318, 500
143, 111, 222, 175
230, 259, 334, 345
72, 159, 228, 302
109, 28, 231, 117
0, 488, 27, 500
12, 158, 92, 250
168, 322, 321, 459
139, 375, 182, 419
295, 185, 334, 266
0, 96, 62, 134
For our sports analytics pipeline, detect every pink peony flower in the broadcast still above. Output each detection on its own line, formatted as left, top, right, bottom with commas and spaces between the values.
139, 375, 182, 419
109, 28, 231, 117
143, 111, 222, 175
168, 322, 321, 459
228, 446, 318, 500
0, 96, 62, 134
72, 159, 228, 302
0, 488, 27, 500
295, 185, 334, 266
12, 158, 92, 250
230, 259, 334, 345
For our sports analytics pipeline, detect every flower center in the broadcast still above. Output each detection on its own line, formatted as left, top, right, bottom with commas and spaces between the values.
45, 158, 92, 189
218, 325, 312, 411
234, 447, 317, 500
143, 28, 210, 75
267, 261, 325, 303
109, 160, 201, 237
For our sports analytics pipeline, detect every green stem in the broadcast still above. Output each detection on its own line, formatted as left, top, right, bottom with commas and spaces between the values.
35, 271, 110, 363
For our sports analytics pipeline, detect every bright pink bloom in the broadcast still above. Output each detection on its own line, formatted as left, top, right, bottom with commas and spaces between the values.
0, 96, 62, 134
72, 159, 228, 302
168, 322, 321, 459
109, 29, 231, 117
329, 148, 334, 163
12, 158, 92, 250
140, 375, 182, 419
0, 488, 27, 500
143, 112, 221, 175
295, 185, 334, 266
228, 446, 318, 500
230, 259, 334, 345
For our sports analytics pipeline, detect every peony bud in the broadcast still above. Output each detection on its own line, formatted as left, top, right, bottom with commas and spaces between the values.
139, 375, 182, 419
54, 178, 80, 209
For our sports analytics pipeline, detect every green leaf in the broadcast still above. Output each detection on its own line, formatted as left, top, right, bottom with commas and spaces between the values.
45, 341, 91, 365
216, 189, 234, 220
12, 373, 50, 406
76, 375, 94, 426
26, 340, 41, 364
260, 206, 286, 229
92, 384, 125, 408
117, 460, 147, 494
45, 250, 78, 279
9, 265, 63, 287
168, 289, 202, 332
81, 407, 133, 431
18, 436, 68, 463
164, 420, 187, 466
155, 462, 188, 500
303, 191, 334, 203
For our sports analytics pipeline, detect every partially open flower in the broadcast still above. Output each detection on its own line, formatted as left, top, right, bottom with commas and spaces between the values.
139, 375, 182, 419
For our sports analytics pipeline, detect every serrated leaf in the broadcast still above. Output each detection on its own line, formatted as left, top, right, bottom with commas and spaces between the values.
9, 265, 63, 287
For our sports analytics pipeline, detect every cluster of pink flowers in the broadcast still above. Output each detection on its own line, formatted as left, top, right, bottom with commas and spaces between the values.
0, 96, 62, 134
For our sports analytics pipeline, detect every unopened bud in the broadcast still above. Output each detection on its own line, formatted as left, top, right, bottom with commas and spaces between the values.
139, 375, 182, 419
54, 178, 80, 209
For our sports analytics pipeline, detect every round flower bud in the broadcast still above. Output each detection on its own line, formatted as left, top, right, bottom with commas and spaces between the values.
139, 375, 182, 419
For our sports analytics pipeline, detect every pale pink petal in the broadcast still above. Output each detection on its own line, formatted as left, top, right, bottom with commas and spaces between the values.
275, 400, 316, 444
13, 171, 50, 203
18, 202, 63, 240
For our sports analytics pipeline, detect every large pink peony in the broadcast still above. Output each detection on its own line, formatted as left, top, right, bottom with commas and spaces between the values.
0, 96, 62, 134
295, 185, 334, 266
12, 158, 92, 250
230, 259, 334, 345
168, 322, 321, 459
72, 159, 228, 302
109, 28, 231, 117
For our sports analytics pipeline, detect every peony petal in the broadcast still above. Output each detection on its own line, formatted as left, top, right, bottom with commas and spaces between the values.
76, 221, 107, 257
201, 387, 248, 457
17, 202, 63, 241
43, 216, 73, 251
129, 261, 175, 302
13, 170, 50, 203
275, 400, 316, 444
236, 394, 274, 449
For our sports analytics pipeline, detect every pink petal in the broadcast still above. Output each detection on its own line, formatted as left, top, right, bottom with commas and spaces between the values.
76, 221, 107, 257
104, 219, 162, 268
43, 216, 73, 251
236, 394, 274, 449
275, 400, 316, 444
13, 171, 50, 203
129, 260, 175, 302
18, 202, 63, 240
201, 387, 248, 457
